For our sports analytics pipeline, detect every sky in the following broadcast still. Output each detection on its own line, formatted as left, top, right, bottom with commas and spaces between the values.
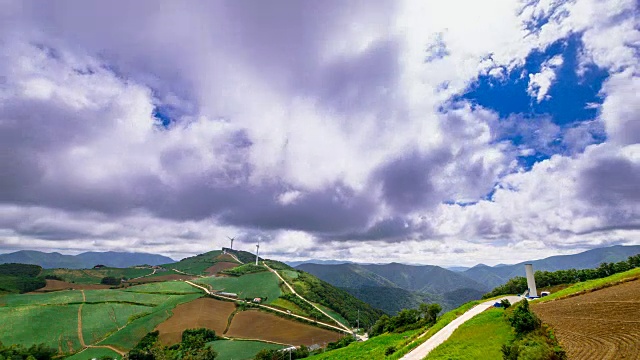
0, 0, 639, 266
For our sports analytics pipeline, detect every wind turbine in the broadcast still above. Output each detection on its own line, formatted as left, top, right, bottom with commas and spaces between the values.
255, 239, 260, 266
227, 236, 235, 250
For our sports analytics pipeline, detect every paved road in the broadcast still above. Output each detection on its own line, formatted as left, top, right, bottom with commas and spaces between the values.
401, 296, 523, 360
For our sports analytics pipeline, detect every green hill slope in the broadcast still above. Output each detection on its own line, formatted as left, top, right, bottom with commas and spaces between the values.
297, 262, 487, 314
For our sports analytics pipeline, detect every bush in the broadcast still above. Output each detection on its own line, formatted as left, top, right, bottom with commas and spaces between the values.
500, 299, 512, 309
507, 301, 540, 335
385, 346, 396, 356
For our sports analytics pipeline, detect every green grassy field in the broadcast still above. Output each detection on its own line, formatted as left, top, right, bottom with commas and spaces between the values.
208, 339, 286, 360
0, 290, 83, 306
195, 272, 282, 303
310, 329, 422, 360
65, 347, 121, 360
124, 281, 201, 294
98, 293, 202, 351
41, 268, 153, 284
425, 308, 513, 359
316, 304, 351, 328
83, 289, 173, 305
0, 304, 81, 353
82, 303, 154, 345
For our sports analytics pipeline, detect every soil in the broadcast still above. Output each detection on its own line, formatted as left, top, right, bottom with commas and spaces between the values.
32, 280, 111, 292
532, 279, 640, 360
204, 262, 239, 275
225, 309, 343, 346
155, 297, 236, 345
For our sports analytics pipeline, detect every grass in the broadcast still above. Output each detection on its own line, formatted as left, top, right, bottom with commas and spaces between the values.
41, 268, 153, 284
65, 347, 122, 360
270, 298, 309, 316
316, 304, 351, 329
195, 272, 282, 303
163, 251, 224, 275
208, 339, 285, 360
123, 281, 201, 294
83, 289, 174, 305
309, 329, 422, 360
0, 290, 83, 306
425, 308, 513, 359
98, 293, 202, 351
535, 267, 640, 303
82, 303, 155, 345
0, 304, 81, 353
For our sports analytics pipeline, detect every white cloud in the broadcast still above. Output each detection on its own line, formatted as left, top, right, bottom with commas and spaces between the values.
0, 0, 638, 266
527, 55, 563, 102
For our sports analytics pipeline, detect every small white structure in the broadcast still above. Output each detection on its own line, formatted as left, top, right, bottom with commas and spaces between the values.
255, 241, 260, 266
525, 263, 538, 298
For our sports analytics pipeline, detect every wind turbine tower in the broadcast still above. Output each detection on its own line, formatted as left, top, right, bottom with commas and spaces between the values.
227, 236, 235, 250
255, 240, 260, 266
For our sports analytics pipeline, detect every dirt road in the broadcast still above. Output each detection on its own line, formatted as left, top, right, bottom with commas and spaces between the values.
401, 296, 523, 360
263, 262, 352, 332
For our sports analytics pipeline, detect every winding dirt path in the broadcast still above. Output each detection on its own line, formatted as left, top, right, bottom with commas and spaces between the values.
184, 280, 350, 334
77, 291, 86, 347
75, 290, 126, 356
263, 262, 352, 332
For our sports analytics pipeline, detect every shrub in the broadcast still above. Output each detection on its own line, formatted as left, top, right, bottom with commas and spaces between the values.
500, 299, 512, 309
507, 301, 540, 335
385, 346, 396, 356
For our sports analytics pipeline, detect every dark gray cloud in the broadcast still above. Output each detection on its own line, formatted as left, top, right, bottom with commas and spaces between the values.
580, 155, 640, 206
373, 149, 451, 213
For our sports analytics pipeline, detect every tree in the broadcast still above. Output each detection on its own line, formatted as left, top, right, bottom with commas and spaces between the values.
425, 304, 442, 324
100, 276, 119, 286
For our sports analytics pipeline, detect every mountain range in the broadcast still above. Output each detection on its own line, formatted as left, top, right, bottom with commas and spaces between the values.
0, 250, 174, 269
462, 244, 640, 289
296, 245, 640, 314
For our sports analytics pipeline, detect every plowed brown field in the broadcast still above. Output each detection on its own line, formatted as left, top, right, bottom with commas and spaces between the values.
225, 309, 342, 346
532, 279, 640, 360
32, 279, 110, 292
204, 262, 239, 275
155, 297, 236, 345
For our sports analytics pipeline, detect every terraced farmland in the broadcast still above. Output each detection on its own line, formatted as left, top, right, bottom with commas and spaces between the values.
33, 279, 110, 292
204, 261, 239, 275
156, 297, 236, 345
533, 279, 640, 360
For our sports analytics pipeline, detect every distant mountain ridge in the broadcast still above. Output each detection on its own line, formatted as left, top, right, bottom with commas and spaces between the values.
0, 250, 174, 269
463, 245, 640, 289
296, 262, 487, 315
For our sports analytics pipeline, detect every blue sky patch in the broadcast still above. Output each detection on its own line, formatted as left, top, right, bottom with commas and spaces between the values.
153, 106, 173, 128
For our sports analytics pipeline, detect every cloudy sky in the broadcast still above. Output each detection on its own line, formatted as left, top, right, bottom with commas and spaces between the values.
0, 0, 638, 266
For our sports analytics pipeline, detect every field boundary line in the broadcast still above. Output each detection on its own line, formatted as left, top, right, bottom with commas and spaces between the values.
78, 290, 86, 347
263, 262, 352, 333
184, 280, 350, 334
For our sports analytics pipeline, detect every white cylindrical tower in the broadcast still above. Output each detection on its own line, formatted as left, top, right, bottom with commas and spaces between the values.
525, 264, 538, 298
255, 244, 260, 266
